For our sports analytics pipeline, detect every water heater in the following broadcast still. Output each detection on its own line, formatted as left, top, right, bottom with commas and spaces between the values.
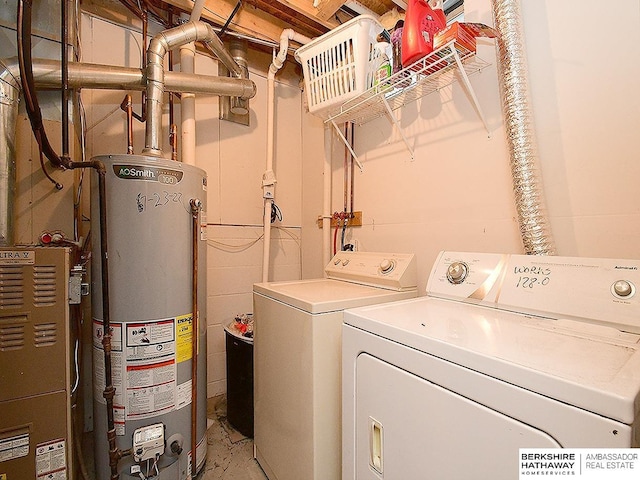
91, 154, 208, 479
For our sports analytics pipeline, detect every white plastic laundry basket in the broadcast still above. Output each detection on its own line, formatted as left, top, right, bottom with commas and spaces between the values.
295, 15, 385, 118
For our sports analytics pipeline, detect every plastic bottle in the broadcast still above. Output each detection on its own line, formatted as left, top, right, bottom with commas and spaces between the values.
390, 20, 404, 75
401, 0, 447, 68
374, 42, 391, 90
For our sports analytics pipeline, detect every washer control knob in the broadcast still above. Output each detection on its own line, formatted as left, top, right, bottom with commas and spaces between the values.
612, 280, 634, 298
379, 259, 395, 274
334, 258, 341, 265
342, 259, 350, 266
447, 262, 469, 284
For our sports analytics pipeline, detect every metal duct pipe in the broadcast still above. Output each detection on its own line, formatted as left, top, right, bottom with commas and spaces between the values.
144, 21, 246, 156
0, 56, 255, 246
492, 0, 555, 255
0, 65, 19, 246
0, 58, 256, 96
227, 38, 250, 116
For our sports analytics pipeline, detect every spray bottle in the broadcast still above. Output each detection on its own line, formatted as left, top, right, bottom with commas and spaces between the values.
374, 42, 392, 90
401, 0, 447, 68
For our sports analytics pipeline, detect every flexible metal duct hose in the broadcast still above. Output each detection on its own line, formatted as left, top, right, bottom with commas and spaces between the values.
0, 66, 19, 246
492, 0, 555, 255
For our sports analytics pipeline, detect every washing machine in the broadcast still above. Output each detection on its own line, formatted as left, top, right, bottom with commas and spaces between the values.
343, 251, 640, 479
253, 251, 418, 480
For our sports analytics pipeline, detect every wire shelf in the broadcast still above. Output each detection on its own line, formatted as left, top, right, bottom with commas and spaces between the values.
321, 40, 491, 126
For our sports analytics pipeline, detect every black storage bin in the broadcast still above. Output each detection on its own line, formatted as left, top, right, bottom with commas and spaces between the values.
225, 325, 254, 437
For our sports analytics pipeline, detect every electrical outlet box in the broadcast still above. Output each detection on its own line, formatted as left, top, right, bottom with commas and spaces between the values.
317, 211, 363, 228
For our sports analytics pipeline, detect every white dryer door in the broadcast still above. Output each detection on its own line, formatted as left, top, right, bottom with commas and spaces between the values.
355, 354, 561, 479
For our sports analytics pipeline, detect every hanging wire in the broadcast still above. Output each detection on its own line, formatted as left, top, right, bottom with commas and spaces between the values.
340, 218, 348, 251
219, 0, 243, 36
36, 136, 63, 189
271, 202, 282, 223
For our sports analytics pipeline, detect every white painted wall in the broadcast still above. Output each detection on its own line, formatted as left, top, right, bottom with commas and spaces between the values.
301, 0, 640, 289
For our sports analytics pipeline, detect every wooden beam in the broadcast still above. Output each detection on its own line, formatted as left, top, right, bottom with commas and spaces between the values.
245, 0, 330, 38
313, 0, 345, 21
161, 0, 302, 43
274, 0, 341, 28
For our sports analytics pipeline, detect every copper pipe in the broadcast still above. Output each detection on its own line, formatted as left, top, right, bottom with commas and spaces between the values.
189, 198, 202, 478
168, 6, 175, 128
168, 51, 174, 126
61, 0, 69, 158
170, 124, 178, 161
349, 122, 355, 215
120, 94, 134, 154
133, 11, 147, 122
343, 122, 349, 214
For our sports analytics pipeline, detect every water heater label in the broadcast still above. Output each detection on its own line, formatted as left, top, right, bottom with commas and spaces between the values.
126, 320, 175, 361
114, 165, 184, 184
176, 314, 193, 363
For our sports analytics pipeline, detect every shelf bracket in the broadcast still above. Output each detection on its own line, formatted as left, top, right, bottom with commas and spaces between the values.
330, 120, 363, 171
452, 48, 490, 135
381, 95, 414, 160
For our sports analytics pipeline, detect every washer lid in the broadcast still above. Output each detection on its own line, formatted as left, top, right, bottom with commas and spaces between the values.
253, 279, 416, 314
344, 297, 640, 425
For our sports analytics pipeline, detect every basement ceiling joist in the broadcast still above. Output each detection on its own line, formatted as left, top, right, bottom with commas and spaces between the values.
158, 0, 400, 44
159, 0, 337, 44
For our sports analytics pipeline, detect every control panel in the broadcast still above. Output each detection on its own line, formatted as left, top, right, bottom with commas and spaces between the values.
427, 251, 640, 333
325, 251, 417, 291
132, 423, 165, 462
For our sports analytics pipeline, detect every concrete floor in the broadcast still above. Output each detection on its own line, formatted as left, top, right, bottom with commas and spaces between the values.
201, 395, 267, 480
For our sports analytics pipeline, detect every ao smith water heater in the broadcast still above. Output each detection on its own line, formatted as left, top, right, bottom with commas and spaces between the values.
91, 154, 208, 480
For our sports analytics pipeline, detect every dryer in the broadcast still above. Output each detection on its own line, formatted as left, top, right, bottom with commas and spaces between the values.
343, 251, 640, 479
253, 251, 417, 480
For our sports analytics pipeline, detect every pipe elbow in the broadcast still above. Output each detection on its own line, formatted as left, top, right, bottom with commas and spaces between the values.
270, 29, 312, 75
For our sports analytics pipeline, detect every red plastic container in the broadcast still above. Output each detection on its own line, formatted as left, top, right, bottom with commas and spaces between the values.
401, 0, 447, 67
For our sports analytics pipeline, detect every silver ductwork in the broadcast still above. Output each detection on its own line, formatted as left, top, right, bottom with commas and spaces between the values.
0, 56, 255, 246
0, 63, 19, 246
13, 58, 255, 96
492, 0, 555, 255
144, 20, 247, 156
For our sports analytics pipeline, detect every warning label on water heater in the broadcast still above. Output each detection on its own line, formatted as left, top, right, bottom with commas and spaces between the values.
176, 314, 193, 363
126, 360, 176, 419
126, 320, 175, 362
124, 319, 177, 420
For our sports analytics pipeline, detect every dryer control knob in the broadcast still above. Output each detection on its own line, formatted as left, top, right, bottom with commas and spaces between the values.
379, 259, 395, 274
447, 262, 468, 284
612, 280, 634, 298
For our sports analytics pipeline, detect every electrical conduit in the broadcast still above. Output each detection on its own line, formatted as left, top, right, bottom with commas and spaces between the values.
262, 29, 311, 282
